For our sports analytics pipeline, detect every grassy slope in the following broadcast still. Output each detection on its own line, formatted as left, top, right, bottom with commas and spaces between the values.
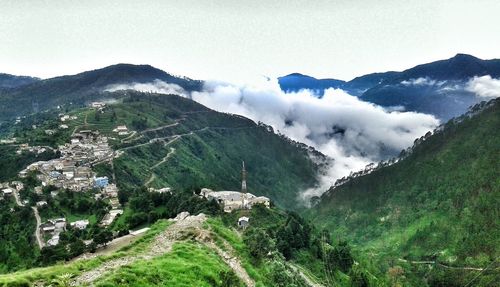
0, 213, 326, 287
104, 92, 323, 209
309, 99, 500, 286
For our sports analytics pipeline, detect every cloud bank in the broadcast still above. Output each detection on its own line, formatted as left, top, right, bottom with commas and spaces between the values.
191, 79, 440, 200
466, 75, 500, 98
105, 80, 188, 97
105, 78, 441, 201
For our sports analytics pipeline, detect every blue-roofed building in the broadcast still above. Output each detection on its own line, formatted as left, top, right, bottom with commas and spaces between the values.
94, 176, 109, 188
49, 171, 61, 178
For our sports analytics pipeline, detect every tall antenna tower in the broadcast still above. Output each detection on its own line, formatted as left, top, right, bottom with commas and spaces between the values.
241, 161, 247, 194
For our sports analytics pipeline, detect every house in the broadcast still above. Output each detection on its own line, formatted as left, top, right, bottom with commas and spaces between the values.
113, 125, 128, 133
45, 129, 56, 135
47, 235, 60, 246
70, 219, 90, 230
94, 176, 109, 188
238, 217, 250, 229
59, 124, 69, 129
36, 201, 48, 207
49, 171, 61, 178
149, 187, 172, 194
90, 102, 106, 109
2, 188, 13, 196
200, 188, 270, 212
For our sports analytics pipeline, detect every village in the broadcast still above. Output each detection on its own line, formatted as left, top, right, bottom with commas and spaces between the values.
1, 102, 270, 249
0, 102, 128, 248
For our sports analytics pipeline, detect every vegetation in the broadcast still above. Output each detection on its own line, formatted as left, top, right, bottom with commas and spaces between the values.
309, 99, 500, 286
0, 198, 39, 273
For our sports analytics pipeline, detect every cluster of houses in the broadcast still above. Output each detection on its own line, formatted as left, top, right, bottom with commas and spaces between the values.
40, 218, 67, 246
19, 130, 114, 192
39, 218, 90, 246
16, 143, 49, 155
59, 114, 78, 122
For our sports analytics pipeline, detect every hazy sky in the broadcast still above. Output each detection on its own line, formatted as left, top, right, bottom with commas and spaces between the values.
1, 0, 499, 81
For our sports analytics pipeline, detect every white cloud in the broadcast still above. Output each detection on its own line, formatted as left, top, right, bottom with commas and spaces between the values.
104, 78, 440, 203
465, 75, 500, 98
401, 77, 447, 87
104, 80, 188, 97
191, 78, 439, 201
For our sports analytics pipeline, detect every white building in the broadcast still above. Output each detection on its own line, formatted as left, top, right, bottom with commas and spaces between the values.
70, 219, 90, 230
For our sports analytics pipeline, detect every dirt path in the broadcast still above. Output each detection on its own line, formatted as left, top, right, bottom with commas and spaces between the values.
32, 207, 44, 249
141, 122, 179, 133
71, 213, 255, 287
205, 240, 255, 287
12, 189, 24, 207
144, 173, 156, 187
151, 147, 176, 169
119, 130, 137, 143
71, 214, 207, 286
398, 258, 487, 271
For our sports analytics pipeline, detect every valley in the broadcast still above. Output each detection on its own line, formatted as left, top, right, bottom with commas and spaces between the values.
0, 59, 498, 287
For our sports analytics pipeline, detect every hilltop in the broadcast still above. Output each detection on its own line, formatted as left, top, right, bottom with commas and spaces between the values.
0, 64, 202, 122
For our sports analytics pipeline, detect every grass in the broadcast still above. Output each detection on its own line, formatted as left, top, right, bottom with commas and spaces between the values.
0, 220, 171, 286
95, 242, 235, 287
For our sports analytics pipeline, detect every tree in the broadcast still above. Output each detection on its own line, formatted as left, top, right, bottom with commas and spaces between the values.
94, 229, 113, 246
244, 228, 275, 260
326, 241, 354, 273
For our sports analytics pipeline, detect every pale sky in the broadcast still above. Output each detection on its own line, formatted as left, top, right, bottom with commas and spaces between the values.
1, 0, 499, 82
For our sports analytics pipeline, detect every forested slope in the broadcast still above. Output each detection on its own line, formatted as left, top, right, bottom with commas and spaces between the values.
309, 99, 500, 286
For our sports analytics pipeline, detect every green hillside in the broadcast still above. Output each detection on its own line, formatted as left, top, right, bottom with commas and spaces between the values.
0, 207, 369, 287
309, 99, 500, 286
6, 91, 323, 209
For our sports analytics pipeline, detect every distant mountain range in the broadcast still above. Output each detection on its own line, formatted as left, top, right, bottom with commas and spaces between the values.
279, 54, 500, 120
1, 54, 499, 123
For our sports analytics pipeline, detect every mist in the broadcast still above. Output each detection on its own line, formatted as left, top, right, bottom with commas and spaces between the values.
191, 79, 440, 200
104, 78, 441, 201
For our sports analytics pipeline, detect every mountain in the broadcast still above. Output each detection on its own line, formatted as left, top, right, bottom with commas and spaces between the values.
341, 71, 399, 96
0, 64, 203, 122
360, 54, 500, 120
308, 98, 500, 286
0, 90, 330, 278
278, 73, 345, 96
0, 73, 39, 89
279, 54, 500, 120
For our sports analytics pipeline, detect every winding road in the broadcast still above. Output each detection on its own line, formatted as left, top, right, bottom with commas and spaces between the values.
32, 207, 44, 249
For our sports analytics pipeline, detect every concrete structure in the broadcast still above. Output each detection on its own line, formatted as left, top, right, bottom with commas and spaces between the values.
238, 216, 250, 229
36, 201, 48, 207
94, 176, 109, 188
200, 189, 270, 212
70, 219, 90, 230
199, 163, 270, 212
2, 188, 13, 196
